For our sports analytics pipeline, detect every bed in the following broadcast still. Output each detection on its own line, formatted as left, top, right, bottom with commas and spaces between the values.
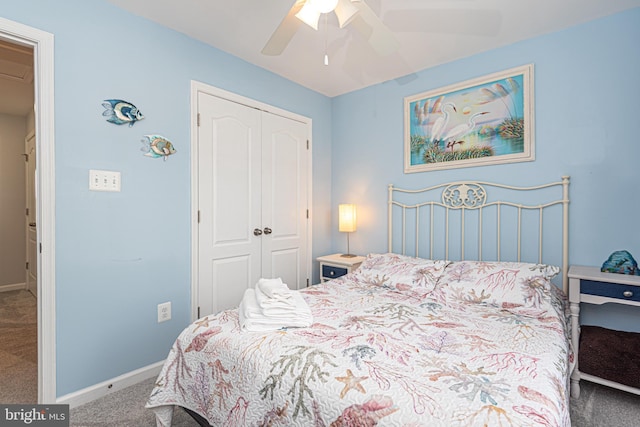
147, 177, 573, 426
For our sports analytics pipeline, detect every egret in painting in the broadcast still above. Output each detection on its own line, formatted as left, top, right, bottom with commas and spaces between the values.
431, 102, 457, 143
442, 111, 489, 143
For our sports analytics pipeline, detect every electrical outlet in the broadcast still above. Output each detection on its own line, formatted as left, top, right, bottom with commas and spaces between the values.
89, 169, 121, 192
157, 302, 171, 323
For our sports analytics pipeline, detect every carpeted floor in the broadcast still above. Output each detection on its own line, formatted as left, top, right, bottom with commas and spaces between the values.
570, 380, 640, 426
0, 289, 38, 404
70, 377, 197, 427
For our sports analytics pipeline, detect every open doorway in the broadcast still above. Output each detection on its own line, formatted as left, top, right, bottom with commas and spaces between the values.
0, 37, 37, 403
0, 17, 55, 404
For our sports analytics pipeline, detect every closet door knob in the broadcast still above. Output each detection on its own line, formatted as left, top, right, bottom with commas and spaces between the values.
263, 227, 272, 235
623, 290, 633, 298
253, 228, 263, 236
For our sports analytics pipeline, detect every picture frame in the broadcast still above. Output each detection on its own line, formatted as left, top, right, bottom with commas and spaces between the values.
404, 64, 534, 173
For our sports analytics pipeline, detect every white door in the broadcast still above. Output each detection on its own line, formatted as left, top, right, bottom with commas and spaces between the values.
261, 112, 308, 291
24, 131, 37, 297
198, 93, 262, 316
196, 92, 309, 316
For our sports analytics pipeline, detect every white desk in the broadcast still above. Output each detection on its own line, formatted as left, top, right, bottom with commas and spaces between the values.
317, 253, 365, 283
568, 265, 640, 398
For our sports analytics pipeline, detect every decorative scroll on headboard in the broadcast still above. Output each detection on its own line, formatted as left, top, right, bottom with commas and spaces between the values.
388, 176, 570, 292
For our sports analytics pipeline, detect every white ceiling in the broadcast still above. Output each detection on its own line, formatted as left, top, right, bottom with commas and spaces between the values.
107, 0, 640, 97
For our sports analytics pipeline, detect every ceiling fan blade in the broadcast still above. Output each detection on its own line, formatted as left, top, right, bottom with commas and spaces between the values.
350, 1, 399, 56
384, 9, 502, 36
261, 0, 306, 56
337, 32, 416, 87
335, 0, 359, 28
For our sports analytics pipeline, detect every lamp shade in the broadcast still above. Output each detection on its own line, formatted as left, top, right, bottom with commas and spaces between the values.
338, 204, 357, 233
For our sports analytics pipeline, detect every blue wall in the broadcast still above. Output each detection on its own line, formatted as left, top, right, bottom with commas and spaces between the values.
1, 0, 638, 398
331, 9, 640, 330
0, 0, 333, 396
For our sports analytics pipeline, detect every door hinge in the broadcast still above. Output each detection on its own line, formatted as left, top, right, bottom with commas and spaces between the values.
306, 140, 309, 150
197, 113, 200, 127
197, 210, 201, 223
306, 278, 310, 287
22, 153, 28, 162
39, 243, 42, 253
26, 208, 29, 216
26, 262, 29, 270
197, 306, 201, 318
306, 209, 309, 219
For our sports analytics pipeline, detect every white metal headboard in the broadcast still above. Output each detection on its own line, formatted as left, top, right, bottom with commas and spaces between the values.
388, 176, 570, 292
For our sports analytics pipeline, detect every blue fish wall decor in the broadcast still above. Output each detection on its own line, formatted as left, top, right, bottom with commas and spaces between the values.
141, 135, 177, 161
102, 99, 144, 127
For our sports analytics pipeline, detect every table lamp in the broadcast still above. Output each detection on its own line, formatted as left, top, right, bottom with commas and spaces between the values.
338, 204, 357, 257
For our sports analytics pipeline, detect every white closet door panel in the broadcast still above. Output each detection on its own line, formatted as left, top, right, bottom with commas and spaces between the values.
271, 137, 299, 237
198, 256, 252, 315
211, 119, 252, 247
198, 93, 262, 315
270, 248, 300, 292
213, 256, 252, 313
261, 112, 308, 289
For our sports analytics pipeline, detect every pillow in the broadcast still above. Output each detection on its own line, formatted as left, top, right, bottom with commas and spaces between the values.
436, 260, 560, 309
354, 253, 450, 292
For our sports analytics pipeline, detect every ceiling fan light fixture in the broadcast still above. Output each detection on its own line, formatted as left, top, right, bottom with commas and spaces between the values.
309, 0, 339, 14
295, 2, 322, 30
334, 0, 359, 28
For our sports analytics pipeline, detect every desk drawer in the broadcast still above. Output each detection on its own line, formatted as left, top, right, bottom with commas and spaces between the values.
322, 265, 348, 279
582, 279, 640, 302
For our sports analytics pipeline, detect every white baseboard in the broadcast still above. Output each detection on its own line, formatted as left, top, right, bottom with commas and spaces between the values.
56, 360, 165, 408
0, 282, 27, 292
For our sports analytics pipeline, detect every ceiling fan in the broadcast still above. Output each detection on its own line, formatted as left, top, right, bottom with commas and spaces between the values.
261, 0, 400, 57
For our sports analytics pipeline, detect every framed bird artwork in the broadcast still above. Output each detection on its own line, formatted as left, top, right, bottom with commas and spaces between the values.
404, 64, 534, 173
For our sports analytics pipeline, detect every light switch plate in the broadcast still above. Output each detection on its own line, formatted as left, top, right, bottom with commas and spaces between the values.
89, 169, 121, 192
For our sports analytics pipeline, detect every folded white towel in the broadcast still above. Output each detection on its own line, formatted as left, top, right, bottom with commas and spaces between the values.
261, 291, 313, 319
245, 291, 312, 321
254, 286, 297, 310
256, 278, 292, 301
250, 288, 312, 319
239, 289, 313, 332
241, 288, 265, 319
239, 309, 312, 332
239, 312, 312, 332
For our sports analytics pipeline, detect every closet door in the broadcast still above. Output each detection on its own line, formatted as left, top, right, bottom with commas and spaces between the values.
197, 93, 262, 315
261, 112, 308, 291
25, 131, 37, 296
197, 92, 310, 316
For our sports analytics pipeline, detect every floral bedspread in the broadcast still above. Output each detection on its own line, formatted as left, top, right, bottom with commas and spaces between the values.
147, 253, 572, 426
